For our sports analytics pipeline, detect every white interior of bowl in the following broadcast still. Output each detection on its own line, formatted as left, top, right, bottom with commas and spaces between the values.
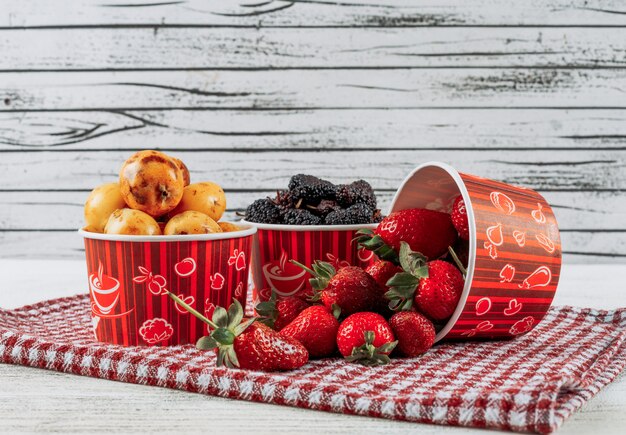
78, 222, 257, 242
388, 162, 476, 342
241, 220, 378, 232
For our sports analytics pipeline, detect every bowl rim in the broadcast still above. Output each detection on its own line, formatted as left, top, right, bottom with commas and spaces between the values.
388, 161, 477, 343
241, 219, 378, 232
78, 221, 257, 242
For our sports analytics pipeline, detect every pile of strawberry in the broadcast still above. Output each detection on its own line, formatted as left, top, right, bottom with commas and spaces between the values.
170, 196, 470, 372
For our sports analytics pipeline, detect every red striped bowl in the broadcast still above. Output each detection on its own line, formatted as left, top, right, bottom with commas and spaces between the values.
244, 221, 378, 305
391, 162, 562, 342
79, 224, 256, 346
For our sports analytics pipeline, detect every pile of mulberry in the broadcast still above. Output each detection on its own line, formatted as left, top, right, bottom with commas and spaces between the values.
244, 174, 382, 225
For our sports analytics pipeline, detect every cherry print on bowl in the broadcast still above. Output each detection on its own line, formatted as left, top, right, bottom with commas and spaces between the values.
461, 320, 494, 337
133, 266, 168, 296
357, 248, 374, 262
475, 297, 492, 316
173, 294, 195, 314
326, 253, 350, 270
174, 257, 196, 277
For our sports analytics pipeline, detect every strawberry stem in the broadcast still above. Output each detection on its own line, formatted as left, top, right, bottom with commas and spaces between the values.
289, 260, 316, 276
447, 246, 467, 278
167, 291, 219, 330
290, 260, 336, 292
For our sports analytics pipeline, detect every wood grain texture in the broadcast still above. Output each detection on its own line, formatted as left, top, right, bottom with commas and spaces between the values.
7, 69, 626, 112
2, 1, 625, 265
2, 191, 626, 231
4, 0, 626, 27
4, 109, 626, 150
1, 149, 623, 191
1, 261, 624, 434
4, 28, 626, 71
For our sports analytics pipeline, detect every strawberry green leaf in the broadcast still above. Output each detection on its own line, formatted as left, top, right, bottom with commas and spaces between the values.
234, 317, 257, 336
353, 228, 375, 239
385, 271, 419, 312
398, 241, 429, 279
331, 303, 341, 319
255, 291, 278, 327
378, 340, 398, 354
196, 335, 217, 350
386, 271, 419, 287
212, 306, 229, 328
344, 331, 396, 367
353, 231, 399, 264
225, 346, 240, 368
212, 328, 236, 345
292, 260, 337, 293
227, 299, 244, 329
216, 347, 225, 366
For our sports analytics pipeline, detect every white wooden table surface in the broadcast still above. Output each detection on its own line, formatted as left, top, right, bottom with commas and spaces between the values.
1, 260, 624, 434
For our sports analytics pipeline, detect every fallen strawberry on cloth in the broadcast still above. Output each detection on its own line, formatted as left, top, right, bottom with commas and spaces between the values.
1, 294, 624, 434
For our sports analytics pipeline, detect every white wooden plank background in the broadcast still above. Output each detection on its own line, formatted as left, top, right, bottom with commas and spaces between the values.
3, 28, 626, 70
4, 0, 626, 27
1, 0, 626, 263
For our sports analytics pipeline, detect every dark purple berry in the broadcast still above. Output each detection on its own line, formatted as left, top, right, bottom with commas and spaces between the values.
245, 199, 282, 224
283, 208, 322, 225
288, 174, 336, 203
335, 180, 376, 210
307, 199, 340, 217
325, 203, 374, 225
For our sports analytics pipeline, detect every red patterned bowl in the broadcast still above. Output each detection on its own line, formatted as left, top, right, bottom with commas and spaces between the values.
244, 221, 377, 305
79, 224, 256, 346
390, 162, 562, 342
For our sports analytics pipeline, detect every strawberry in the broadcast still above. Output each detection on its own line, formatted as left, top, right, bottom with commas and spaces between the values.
169, 294, 308, 372
234, 322, 308, 371
414, 260, 464, 320
365, 260, 402, 314
291, 261, 380, 316
279, 305, 339, 357
389, 311, 436, 357
336, 312, 397, 366
255, 292, 309, 331
355, 208, 457, 262
366, 260, 402, 293
385, 242, 464, 321
451, 195, 470, 240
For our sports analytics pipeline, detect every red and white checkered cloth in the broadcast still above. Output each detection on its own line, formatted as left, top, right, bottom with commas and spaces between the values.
1, 294, 625, 434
